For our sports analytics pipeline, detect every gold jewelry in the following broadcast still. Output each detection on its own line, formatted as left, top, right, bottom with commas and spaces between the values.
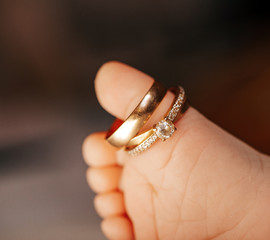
126, 86, 189, 156
106, 81, 167, 148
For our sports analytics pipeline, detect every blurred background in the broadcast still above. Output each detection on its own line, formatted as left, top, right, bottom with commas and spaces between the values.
0, 0, 269, 239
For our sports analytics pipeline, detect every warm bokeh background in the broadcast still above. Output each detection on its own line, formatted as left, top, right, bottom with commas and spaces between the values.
0, 1, 269, 239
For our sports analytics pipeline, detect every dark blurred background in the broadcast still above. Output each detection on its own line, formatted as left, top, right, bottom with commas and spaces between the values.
0, 0, 269, 239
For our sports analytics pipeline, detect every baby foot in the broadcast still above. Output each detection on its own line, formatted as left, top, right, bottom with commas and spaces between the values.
83, 61, 270, 240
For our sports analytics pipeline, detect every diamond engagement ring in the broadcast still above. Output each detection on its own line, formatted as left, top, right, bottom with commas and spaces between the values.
126, 86, 189, 156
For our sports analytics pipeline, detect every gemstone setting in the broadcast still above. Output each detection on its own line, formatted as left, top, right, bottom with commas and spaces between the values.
154, 120, 175, 141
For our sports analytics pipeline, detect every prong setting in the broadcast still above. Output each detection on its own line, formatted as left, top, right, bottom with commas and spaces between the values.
155, 120, 175, 141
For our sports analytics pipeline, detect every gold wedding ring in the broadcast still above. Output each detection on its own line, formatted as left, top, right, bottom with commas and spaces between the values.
126, 86, 189, 156
106, 81, 167, 148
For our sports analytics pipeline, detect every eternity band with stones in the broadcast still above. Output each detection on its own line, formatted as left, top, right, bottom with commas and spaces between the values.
125, 86, 189, 156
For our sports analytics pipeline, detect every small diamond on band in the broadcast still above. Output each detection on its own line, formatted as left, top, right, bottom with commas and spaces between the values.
167, 86, 185, 122
128, 133, 158, 156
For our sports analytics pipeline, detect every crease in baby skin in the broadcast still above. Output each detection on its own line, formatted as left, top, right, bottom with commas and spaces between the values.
123, 165, 159, 240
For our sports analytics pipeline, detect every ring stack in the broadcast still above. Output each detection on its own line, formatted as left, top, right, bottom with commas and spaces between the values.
126, 86, 188, 156
106, 81, 190, 157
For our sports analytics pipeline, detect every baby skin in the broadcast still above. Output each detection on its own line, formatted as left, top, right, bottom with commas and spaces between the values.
82, 61, 270, 240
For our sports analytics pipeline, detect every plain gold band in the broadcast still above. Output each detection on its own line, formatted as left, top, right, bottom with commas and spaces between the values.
106, 81, 167, 148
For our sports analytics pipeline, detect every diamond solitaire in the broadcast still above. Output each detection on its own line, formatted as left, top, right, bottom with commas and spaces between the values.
155, 119, 175, 141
